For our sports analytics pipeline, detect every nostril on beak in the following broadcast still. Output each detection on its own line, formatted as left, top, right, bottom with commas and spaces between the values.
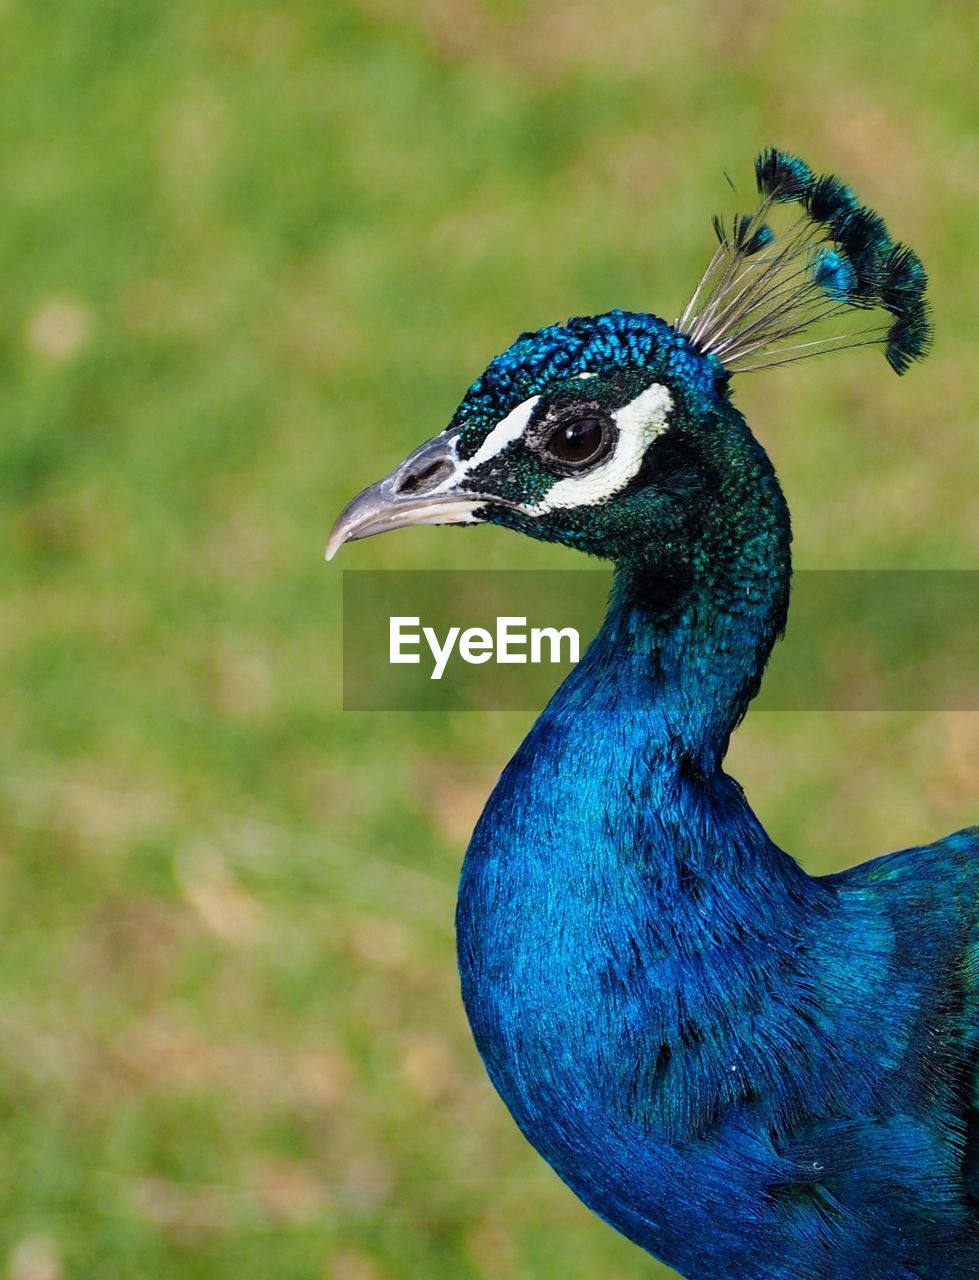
394, 459, 455, 496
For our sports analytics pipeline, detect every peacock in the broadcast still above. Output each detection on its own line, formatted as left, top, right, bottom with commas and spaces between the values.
327, 150, 979, 1280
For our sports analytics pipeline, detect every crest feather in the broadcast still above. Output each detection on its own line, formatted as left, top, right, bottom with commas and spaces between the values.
676, 148, 932, 375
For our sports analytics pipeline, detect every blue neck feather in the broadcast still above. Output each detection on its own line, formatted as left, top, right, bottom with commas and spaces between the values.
457, 436, 828, 1259
456, 395, 979, 1279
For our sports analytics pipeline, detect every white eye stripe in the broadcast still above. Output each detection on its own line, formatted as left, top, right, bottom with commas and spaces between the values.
613, 382, 672, 436
450, 381, 671, 514
465, 394, 542, 469
524, 382, 672, 515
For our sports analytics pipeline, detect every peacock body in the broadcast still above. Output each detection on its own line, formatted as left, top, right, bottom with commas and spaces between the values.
329, 151, 979, 1280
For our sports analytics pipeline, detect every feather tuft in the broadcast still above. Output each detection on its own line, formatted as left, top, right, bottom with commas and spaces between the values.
804, 175, 860, 226
676, 148, 931, 376
712, 213, 774, 256
755, 148, 814, 202
886, 310, 932, 373
880, 242, 928, 311
738, 216, 775, 255
881, 243, 932, 372
813, 249, 857, 301
832, 207, 891, 297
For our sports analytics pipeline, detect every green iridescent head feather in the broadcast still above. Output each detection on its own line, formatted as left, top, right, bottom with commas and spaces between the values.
326, 148, 931, 572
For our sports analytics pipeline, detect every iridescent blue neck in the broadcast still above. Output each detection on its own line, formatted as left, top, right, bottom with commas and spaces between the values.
556, 458, 792, 775
459, 473, 815, 1200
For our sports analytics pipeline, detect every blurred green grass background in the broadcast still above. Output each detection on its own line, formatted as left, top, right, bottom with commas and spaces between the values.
0, 1, 977, 1277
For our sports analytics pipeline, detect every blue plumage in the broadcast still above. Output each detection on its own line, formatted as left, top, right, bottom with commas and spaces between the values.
813, 248, 858, 301
328, 152, 974, 1279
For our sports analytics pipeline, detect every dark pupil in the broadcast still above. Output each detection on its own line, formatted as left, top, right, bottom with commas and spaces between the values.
548, 417, 603, 463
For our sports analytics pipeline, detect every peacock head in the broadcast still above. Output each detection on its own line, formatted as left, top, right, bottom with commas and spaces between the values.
327, 149, 930, 571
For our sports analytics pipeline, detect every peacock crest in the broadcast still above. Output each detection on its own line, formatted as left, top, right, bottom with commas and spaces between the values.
677, 147, 931, 375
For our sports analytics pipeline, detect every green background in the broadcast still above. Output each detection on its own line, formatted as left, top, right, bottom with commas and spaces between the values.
0, 2, 977, 1277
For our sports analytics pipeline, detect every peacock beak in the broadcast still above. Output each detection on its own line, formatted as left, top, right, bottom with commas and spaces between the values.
325, 429, 487, 561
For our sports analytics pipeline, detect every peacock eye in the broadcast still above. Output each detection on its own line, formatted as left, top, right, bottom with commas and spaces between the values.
545, 416, 607, 466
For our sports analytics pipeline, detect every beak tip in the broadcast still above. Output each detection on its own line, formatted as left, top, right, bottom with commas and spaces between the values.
325, 429, 480, 565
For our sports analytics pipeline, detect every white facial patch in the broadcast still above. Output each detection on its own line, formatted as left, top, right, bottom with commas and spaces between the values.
466, 394, 541, 470
526, 382, 673, 514
438, 394, 543, 494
